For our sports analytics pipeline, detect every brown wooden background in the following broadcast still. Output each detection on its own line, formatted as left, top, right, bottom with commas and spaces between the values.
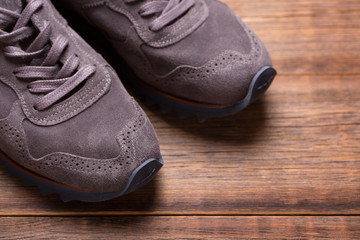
1, 0, 360, 239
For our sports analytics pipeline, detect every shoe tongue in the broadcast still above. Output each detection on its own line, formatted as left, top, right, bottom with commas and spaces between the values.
0, 0, 24, 11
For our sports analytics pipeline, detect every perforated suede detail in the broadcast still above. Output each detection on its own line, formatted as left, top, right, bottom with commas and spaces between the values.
160, 49, 261, 87
117, 109, 146, 167
128, 19, 271, 106
53, 0, 272, 106
141, 24, 263, 87
0, 120, 28, 164
0, 107, 149, 192
0, 0, 161, 193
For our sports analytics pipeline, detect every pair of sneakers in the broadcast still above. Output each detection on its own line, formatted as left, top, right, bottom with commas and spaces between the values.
0, 0, 276, 202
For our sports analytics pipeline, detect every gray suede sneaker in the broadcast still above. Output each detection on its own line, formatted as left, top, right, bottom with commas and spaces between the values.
0, 0, 163, 202
54, 0, 277, 121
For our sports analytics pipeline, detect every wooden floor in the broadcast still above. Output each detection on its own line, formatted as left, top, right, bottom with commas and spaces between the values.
1, 0, 360, 239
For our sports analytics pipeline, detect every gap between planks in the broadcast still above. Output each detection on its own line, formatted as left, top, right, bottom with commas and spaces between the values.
1, 213, 360, 217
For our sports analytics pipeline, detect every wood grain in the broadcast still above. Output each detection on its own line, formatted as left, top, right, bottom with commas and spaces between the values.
0, 0, 359, 238
224, 0, 360, 75
0, 75, 359, 215
0, 216, 359, 239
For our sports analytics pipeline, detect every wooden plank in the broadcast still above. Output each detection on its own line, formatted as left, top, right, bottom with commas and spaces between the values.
222, 0, 360, 74
0, 75, 359, 215
0, 216, 359, 239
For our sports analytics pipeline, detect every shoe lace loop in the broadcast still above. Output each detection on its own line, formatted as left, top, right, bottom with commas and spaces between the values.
124, 0, 195, 32
0, 0, 96, 111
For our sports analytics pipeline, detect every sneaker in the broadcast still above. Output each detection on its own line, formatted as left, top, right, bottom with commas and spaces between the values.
0, 0, 163, 202
54, 0, 277, 122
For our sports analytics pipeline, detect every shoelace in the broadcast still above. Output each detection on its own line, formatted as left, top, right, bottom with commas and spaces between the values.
124, 0, 195, 31
0, 0, 96, 111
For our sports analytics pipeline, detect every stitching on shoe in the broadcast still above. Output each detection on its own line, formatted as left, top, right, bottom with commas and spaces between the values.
82, 0, 105, 8
0, 101, 145, 175
148, 1, 208, 47
83, 0, 208, 47
141, 22, 263, 87
11, 1, 111, 125
0, 75, 109, 125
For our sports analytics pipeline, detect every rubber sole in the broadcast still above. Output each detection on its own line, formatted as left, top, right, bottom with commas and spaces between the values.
127, 66, 277, 122
0, 152, 164, 202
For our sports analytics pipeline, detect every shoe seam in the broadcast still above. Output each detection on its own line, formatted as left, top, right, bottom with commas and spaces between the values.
82, 0, 209, 47
13, 1, 112, 125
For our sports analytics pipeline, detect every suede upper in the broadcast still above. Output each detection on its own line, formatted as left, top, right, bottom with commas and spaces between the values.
56, 0, 272, 106
0, 0, 161, 193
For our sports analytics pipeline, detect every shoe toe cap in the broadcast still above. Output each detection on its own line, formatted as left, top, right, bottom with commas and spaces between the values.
160, 41, 272, 106
58, 107, 162, 193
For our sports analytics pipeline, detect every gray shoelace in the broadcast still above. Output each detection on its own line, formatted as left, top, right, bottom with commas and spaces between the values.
124, 0, 196, 31
0, 0, 96, 111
